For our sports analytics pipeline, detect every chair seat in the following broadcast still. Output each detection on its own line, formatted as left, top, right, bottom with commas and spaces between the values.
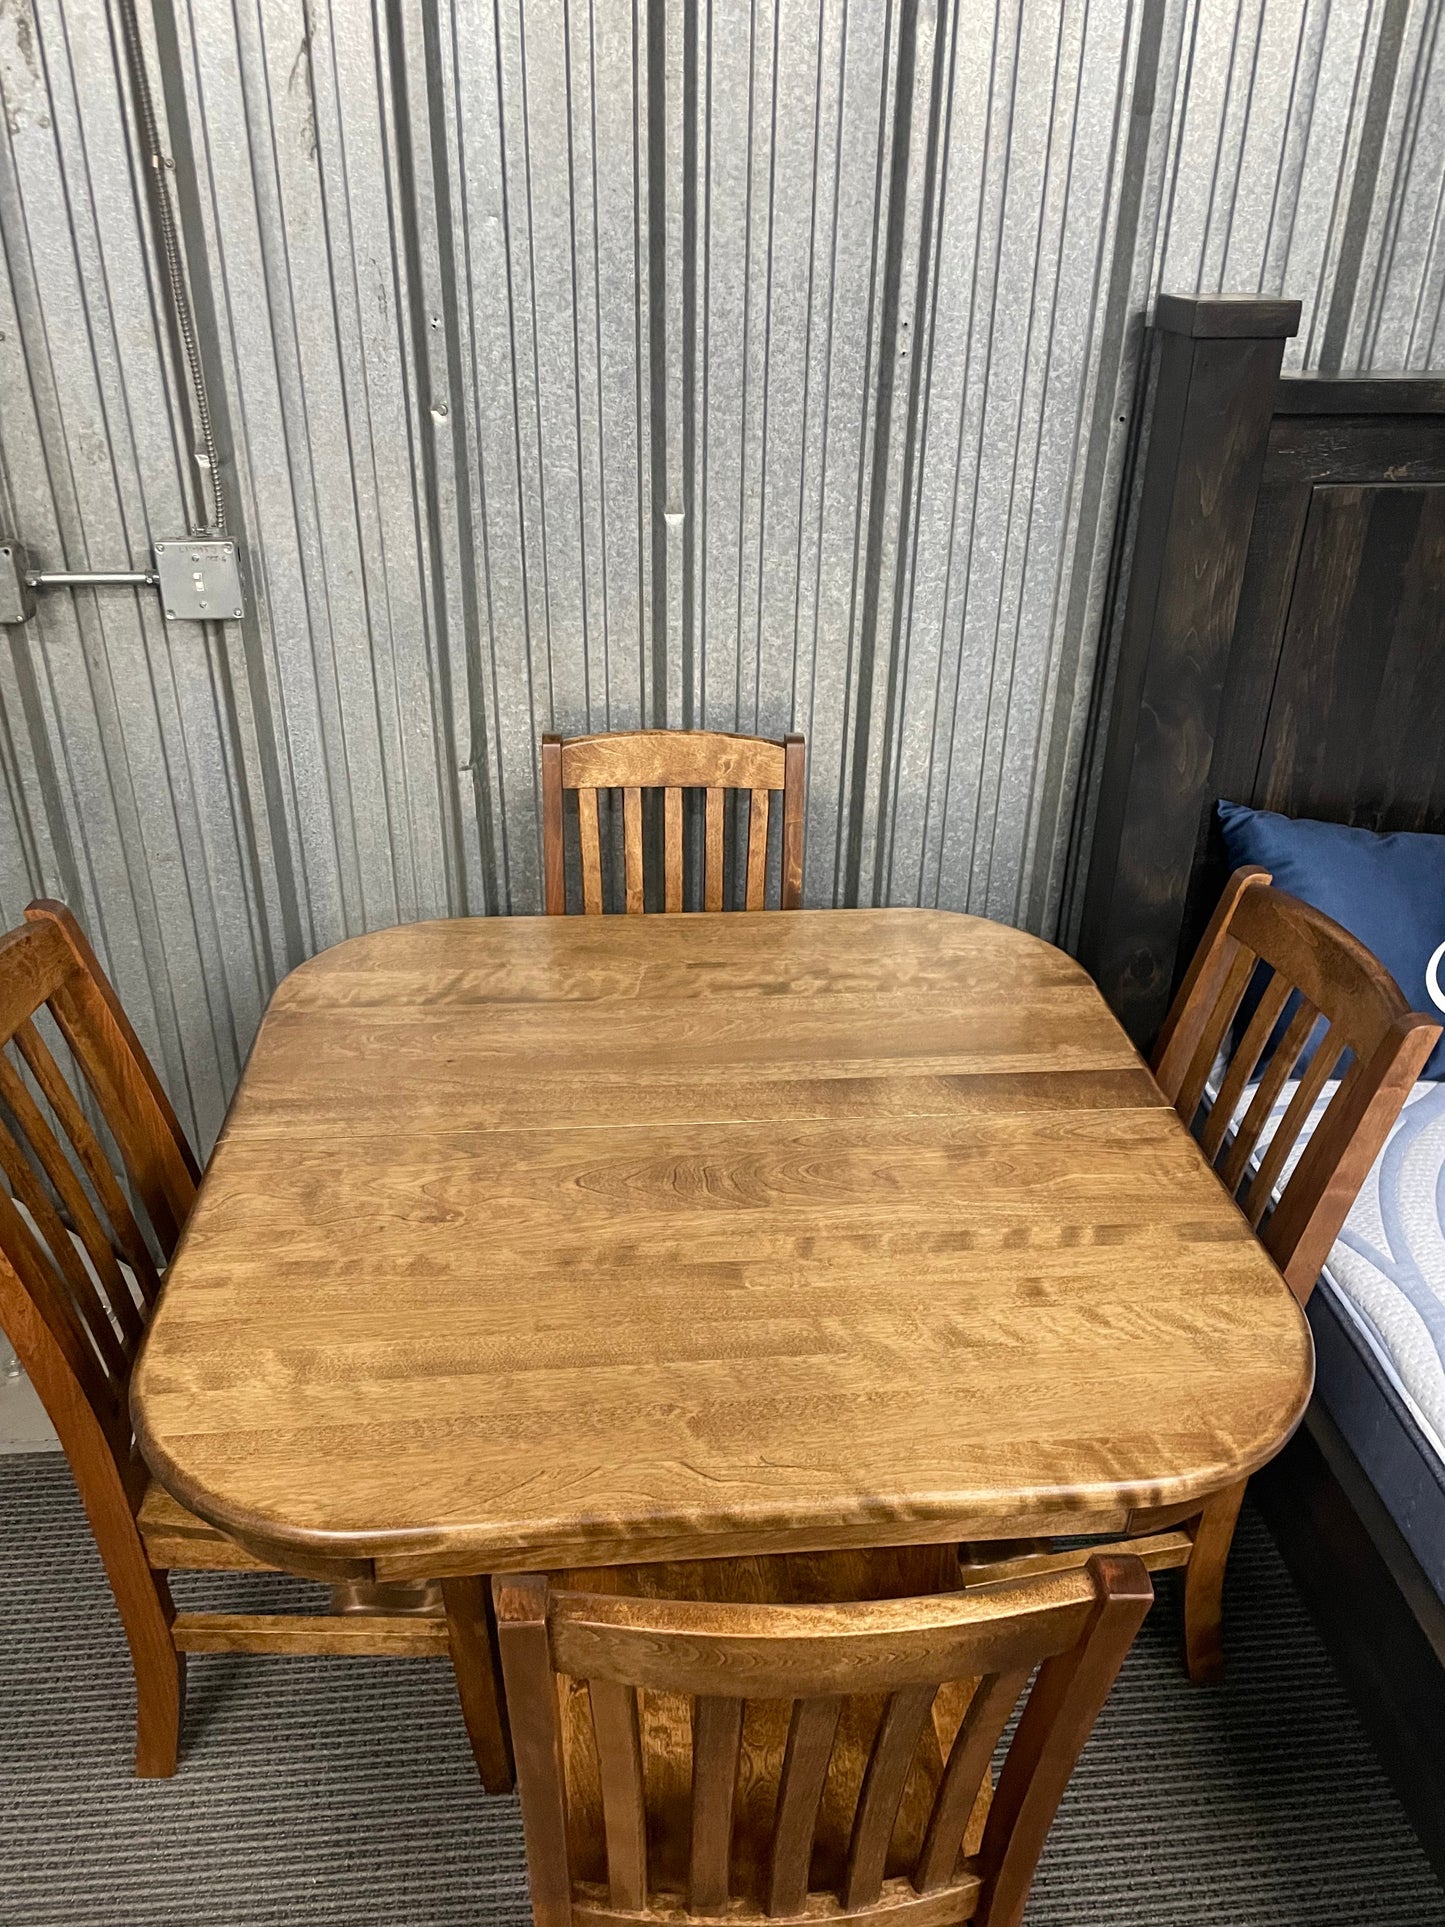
136, 1479, 279, 1573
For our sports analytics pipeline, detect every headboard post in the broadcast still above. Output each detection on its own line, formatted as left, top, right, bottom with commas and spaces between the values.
1076, 293, 1300, 1050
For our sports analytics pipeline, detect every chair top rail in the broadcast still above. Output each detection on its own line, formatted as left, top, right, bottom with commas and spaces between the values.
555, 729, 791, 793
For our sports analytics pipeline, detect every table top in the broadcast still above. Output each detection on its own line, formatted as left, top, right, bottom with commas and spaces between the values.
133, 910, 1313, 1582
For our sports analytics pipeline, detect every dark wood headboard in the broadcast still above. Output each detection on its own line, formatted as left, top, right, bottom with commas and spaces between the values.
1075, 292, 1445, 1049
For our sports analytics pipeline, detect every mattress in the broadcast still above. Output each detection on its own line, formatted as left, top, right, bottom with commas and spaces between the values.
1247, 1077, 1445, 1603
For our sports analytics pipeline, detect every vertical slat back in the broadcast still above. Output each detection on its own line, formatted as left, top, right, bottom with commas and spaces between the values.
1173, 943, 1258, 1128
588, 1677, 650, 1910
664, 788, 684, 912
13, 1019, 162, 1301
0, 905, 200, 1483
842, 1684, 939, 1909
497, 1555, 1153, 1927
745, 791, 770, 911
579, 790, 605, 915
623, 788, 645, 912
1197, 971, 1291, 1161
689, 1695, 744, 1912
0, 1188, 124, 1437
1151, 866, 1272, 1100
540, 730, 806, 915
766, 1695, 843, 1917
0, 1106, 132, 1385
1238, 1032, 1344, 1228
704, 789, 725, 912
1215, 997, 1319, 1194
913, 1668, 1030, 1893
1152, 869, 1441, 1303
0, 1042, 144, 1347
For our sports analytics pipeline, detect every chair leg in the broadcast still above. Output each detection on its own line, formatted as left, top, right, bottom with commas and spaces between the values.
441, 1576, 514, 1793
1183, 1479, 1247, 1683
123, 1566, 186, 1777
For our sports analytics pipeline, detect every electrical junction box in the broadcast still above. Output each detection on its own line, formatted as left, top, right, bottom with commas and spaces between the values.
0, 541, 35, 624
154, 538, 244, 620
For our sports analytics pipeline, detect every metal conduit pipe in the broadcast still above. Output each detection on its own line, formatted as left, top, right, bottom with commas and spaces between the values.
26, 572, 160, 588
112, 0, 226, 536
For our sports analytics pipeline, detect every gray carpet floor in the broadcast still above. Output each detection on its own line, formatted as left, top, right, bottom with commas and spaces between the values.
2, 1452, 1442, 1926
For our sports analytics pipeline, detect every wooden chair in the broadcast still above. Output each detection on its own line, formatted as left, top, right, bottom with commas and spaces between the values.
496, 1551, 1152, 1927
541, 730, 805, 914
0, 900, 512, 1787
961, 865, 1441, 1683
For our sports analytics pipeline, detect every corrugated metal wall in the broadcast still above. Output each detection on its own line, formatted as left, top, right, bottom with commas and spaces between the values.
2, 0, 1444, 1155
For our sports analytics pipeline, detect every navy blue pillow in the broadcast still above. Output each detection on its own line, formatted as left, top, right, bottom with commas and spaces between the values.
1217, 801, 1445, 1079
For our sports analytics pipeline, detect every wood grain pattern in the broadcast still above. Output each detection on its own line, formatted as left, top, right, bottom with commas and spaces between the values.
169, 1612, 452, 1656
541, 730, 806, 915
689, 1695, 744, 1910
768, 1694, 843, 1915
133, 910, 1313, 1585
1075, 298, 1300, 1046
496, 1553, 1152, 1927
0, 903, 512, 1788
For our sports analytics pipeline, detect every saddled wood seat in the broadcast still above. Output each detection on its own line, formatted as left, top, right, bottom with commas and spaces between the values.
961, 866, 1441, 1682
135, 1478, 279, 1572
497, 1548, 1153, 1927
0, 900, 511, 1780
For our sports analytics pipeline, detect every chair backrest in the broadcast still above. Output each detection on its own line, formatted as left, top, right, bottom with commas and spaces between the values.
495, 1552, 1152, 1927
0, 900, 198, 1479
1152, 865, 1441, 1303
541, 729, 805, 914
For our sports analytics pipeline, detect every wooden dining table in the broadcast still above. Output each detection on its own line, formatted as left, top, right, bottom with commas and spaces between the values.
132, 909, 1313, 1585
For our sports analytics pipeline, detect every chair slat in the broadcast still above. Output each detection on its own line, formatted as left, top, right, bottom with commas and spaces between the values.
623, 787, 644, 913
1174, 943, 1257, 1129
589, 1677, 650, 1911
704, 788, 725, 912
579, 790, 604, 915
0, 1041, 144, 1344
843, 1683, 938, 1910
689, 1694, 743, 1911
1215, 996, 1320, 1194
12, 1019, 161, 1301
746, 790, 769, 911
766, 1694, 842, 1918
914, 1669, 1029, 1892
0, 1186, 123, 1429
1240, 1031, 1344, 1230
1197, 971, 1292, 1162
665, 788, 684, 912
0, 1114, 130, 1382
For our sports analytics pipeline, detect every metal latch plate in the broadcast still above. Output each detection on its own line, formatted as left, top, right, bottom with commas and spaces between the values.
154, 539, 244, 620
0, 541, 35, 624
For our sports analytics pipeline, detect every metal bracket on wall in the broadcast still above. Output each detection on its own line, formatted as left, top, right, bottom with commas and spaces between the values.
0, 538, 244, 624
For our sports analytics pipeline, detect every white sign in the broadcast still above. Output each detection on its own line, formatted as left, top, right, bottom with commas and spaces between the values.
1427, 939, 1445, 1016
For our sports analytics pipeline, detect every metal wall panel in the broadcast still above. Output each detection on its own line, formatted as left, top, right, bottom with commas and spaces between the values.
2, 0, 1444, 1168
